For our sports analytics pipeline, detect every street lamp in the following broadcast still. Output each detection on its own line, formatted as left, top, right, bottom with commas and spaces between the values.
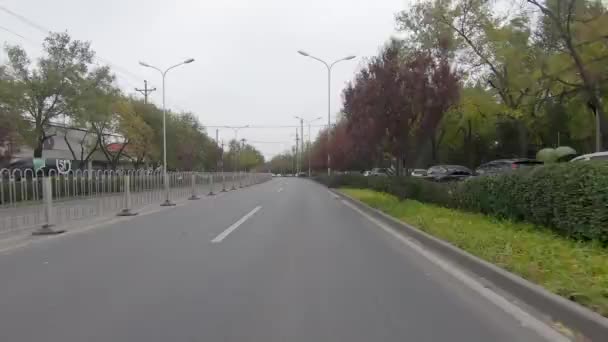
295, 116, 323, 177
240, 138, 246, 188
139, 58, 195, 206
224, 125, 249, 190
297, 50, 356, 176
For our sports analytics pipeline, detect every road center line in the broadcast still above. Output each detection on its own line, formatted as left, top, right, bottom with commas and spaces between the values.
211, 206, 262, 243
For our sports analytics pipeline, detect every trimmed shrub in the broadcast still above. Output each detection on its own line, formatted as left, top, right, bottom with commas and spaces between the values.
316, 162, 608, 242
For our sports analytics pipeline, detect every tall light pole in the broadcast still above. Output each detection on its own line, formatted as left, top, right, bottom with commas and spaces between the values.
139, 58, 194, 206
240, 138, 246, 188
295, 116, 322, 177
224, 125, 249, 189
298, 50, 356, 176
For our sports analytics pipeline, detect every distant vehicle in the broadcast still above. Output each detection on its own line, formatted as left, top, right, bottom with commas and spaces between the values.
570, 151, 608, 162
276, 173, 282, 177
475, 159, 543, 175
410, 169, 427, 177
296, 172, 307, 177
363, 170, 371, 177
370, 168, 389, 176
426, 165, 472, 182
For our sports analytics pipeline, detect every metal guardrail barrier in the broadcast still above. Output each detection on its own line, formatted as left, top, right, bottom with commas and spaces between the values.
0, 168, 272, 235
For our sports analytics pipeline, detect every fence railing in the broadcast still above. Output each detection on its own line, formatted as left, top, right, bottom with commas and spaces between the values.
0, 168, 272, 235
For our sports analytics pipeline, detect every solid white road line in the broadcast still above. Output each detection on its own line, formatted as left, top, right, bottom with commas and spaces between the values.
341, 199, 569, 342
328, 190, 340, 199
211, 206, 262, 243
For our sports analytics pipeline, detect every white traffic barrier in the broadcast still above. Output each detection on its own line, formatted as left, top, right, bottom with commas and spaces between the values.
117, 176, 138, 216
189, 173, 200, 200
32, 177, 65, 235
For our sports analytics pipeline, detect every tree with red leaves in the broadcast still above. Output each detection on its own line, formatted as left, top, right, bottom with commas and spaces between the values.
339, 39, 460, 174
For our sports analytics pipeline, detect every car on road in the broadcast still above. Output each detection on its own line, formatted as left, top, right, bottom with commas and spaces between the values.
370, 168, 389, 176
362, 170, 371, 176
425, 165, 473, 182
410, 169, 427, 177
475, 159, 543, 175
570, 151, 608, 162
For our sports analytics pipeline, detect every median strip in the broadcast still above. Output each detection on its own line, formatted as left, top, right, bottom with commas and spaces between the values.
211, 206, 262, 243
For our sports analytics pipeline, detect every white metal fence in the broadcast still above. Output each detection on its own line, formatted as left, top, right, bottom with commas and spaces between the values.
0, 168, 271, 235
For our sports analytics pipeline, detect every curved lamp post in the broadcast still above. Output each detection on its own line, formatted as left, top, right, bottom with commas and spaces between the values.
297, 50, 355, 176
139, 58, 195, 206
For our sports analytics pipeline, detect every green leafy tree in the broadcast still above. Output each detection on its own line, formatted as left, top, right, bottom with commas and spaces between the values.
2, 32, 112, 157
528, 0, 608, 150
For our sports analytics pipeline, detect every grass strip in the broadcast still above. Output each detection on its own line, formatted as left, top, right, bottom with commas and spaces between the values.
341, 188, 608, 317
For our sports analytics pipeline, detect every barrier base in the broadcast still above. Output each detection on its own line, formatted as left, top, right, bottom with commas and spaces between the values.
161, 200, 176, 207
188, 196, 201, 200
32, 225, 66, 236
117, 209, 138, 217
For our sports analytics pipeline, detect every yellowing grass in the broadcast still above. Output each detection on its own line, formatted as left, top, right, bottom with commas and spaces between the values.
341, 188, 608, 317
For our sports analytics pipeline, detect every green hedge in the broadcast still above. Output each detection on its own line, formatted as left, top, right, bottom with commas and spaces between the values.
316, 162, 608, 243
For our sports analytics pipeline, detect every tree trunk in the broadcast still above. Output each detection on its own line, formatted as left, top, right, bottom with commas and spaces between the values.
517, 119, 528, 157
33, 140, 43, 158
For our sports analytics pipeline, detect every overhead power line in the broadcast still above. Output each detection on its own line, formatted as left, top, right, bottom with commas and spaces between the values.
0, 4, 147, 86
206, 124, 327, 129
0, 25, 26, 40
0, 5, 49, 33
247, 140, 291, 144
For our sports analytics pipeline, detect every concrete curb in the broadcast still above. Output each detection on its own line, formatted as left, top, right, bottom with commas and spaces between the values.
332, 188, 608, 341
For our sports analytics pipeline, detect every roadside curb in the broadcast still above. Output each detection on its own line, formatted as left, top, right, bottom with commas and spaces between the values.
331, 188, 608, 341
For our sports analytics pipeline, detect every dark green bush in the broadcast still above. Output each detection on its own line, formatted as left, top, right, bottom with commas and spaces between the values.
316, 162, 608, 242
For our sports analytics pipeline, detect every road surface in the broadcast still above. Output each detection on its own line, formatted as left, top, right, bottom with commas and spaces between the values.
0, 178, 550, 341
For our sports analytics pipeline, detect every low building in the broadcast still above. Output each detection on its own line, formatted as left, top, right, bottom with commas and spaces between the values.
6, 123, 132, 172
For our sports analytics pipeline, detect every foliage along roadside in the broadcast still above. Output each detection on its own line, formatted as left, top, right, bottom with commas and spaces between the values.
284, 0, 608, 173
0, 32, 265, 171
316, 162, 608, 243
341, 188, 608, 318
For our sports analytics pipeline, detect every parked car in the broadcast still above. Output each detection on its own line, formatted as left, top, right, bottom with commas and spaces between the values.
475, 159, 543, 175
296, 172, 307, 177
362, 170, 371, 177
425, 165, 472, 182
570, 151, 608, 162
370, 168, 389, 176
410, 169, 427, 177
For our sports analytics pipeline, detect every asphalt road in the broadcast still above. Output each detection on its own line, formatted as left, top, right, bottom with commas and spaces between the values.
0, 178, 550, 342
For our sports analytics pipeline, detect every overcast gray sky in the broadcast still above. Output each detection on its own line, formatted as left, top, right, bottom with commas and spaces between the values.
1, 0, 406, 159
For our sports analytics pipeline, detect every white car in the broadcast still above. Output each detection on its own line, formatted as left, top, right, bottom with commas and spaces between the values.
363, 171, 371, 176
411, 169, 427, 177
570, 151, 608, 162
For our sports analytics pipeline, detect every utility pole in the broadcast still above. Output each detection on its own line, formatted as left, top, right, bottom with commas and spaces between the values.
295, 129, 300, 174
300, 118, 304, 173
135, 80, 156, 104
240, 138, 246, 172
216, 129, 220, 171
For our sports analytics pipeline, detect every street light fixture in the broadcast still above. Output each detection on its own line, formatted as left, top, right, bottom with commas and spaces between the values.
139, 58, 195, 206
297, 50, 356, 176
